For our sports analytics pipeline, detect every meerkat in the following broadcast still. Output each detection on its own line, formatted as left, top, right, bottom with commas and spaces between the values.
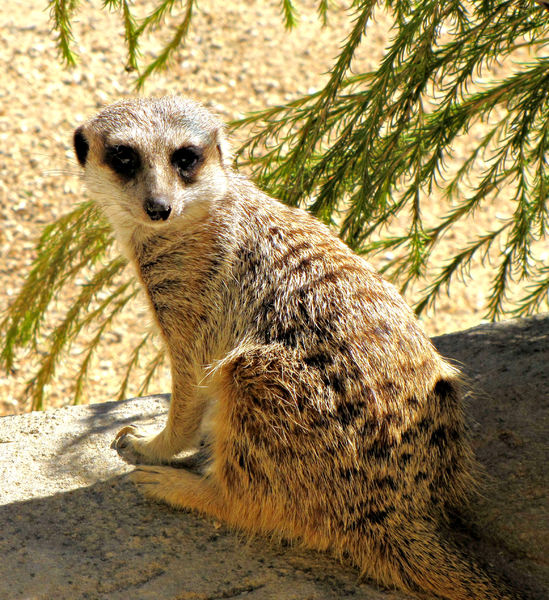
73, 96, 516, 600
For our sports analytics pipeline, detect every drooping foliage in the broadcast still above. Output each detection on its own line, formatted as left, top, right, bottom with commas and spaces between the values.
3, 0, 547, 409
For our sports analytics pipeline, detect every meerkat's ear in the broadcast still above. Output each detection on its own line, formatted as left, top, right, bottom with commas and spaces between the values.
73, 126, 89, 167
215, 127, 233, 169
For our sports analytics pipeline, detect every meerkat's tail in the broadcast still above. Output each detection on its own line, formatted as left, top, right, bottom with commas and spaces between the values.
363, 522, 519, 600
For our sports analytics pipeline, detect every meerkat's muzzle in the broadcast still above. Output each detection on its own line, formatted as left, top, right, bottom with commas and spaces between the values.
144, 196, 172, 221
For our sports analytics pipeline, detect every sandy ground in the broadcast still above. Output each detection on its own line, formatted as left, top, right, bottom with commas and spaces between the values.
0, 0, 546, 414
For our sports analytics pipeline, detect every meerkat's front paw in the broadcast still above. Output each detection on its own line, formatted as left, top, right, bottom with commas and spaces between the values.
112, 425, 162, 465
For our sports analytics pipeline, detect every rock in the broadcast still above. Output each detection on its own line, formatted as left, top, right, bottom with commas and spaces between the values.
0, 315, 547, 600
433, 313, 548, 598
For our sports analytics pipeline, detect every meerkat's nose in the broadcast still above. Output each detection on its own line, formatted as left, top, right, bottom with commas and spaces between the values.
144, 197, 172, 221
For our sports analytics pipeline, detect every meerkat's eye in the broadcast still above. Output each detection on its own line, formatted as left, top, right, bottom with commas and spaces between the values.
171, 146, 203, 181
104, 145, 141, 179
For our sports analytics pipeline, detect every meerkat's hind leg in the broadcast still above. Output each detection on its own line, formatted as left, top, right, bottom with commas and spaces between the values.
131, 465, 231, 523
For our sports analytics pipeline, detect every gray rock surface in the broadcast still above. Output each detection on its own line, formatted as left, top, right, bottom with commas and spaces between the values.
0, 315, 547, 600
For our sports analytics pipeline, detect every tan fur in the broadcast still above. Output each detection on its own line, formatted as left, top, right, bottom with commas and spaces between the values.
74, 96, 516, 600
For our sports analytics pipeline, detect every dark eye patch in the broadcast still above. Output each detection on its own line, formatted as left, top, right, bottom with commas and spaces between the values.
171, 146, 203, 182
104, 145, 141, 179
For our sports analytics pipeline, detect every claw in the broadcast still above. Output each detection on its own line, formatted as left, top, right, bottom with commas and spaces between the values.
115, 425, 138, 441
111, 425, 149, 464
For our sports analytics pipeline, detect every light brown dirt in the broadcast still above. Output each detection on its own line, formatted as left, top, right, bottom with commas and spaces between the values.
0, 0, 546, 414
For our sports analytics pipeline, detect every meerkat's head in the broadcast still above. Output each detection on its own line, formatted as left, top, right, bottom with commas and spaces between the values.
74, 96, 232, 237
